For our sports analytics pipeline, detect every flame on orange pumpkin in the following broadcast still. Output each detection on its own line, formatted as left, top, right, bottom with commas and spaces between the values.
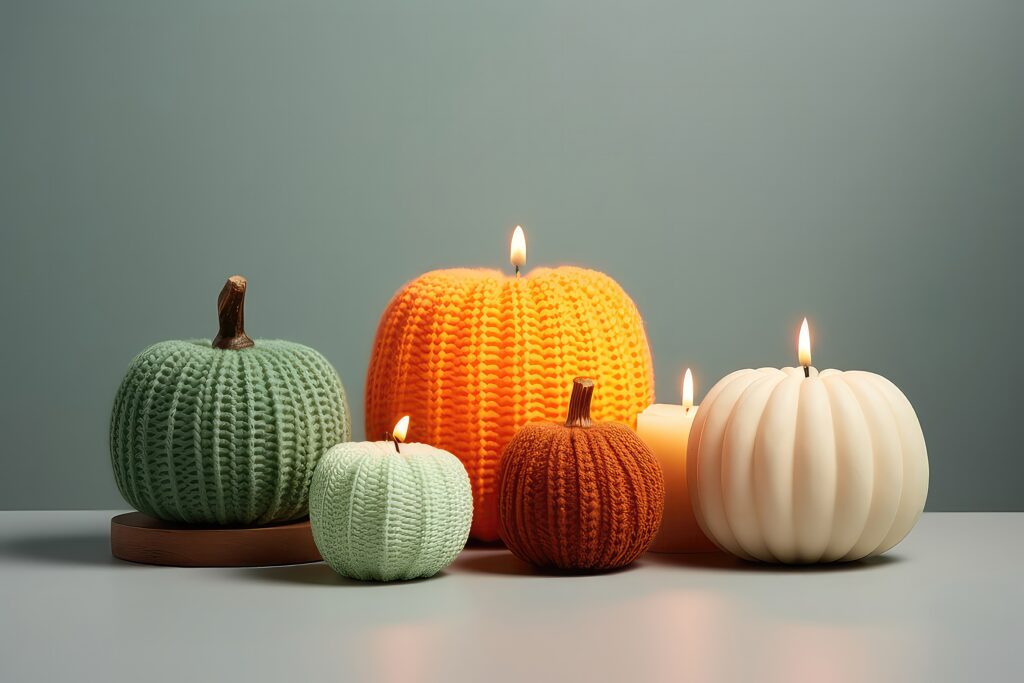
682, 368, 694, 411
510, 225, 527, 271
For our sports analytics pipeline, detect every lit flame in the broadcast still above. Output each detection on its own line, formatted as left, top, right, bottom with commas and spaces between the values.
392, 415, 410, 443
682, 368, 694, 410
798, 318, 812, 367
510, 225, 527, 270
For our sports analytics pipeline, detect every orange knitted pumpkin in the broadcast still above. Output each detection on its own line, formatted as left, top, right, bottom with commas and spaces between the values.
498, 378, 664, 571
365, 266, 654, 541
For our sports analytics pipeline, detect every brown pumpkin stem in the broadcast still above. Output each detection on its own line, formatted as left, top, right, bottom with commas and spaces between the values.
564, 377, 595, 428
212, 275, 255, 350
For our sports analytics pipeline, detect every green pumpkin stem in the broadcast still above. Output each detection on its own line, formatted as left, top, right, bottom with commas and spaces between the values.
564, 377, 595, 428
212, 275, 255, 350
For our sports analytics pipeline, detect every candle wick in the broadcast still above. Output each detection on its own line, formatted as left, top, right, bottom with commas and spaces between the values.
803, 366, 810, 378
393, 438, 401, 453
515, 265, 520, 278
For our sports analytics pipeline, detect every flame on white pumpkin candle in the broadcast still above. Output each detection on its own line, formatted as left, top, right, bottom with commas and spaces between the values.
510, 225, 527, 275
392, 415, 410, 443
798, 318, 812, 368
682, 368, 694, 411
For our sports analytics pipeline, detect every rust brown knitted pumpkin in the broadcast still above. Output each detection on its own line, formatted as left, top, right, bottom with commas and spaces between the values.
498, 378, 665, 571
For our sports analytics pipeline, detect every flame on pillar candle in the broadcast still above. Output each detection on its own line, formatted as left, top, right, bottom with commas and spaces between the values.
798, 318, 812, 368
392, 415, 410, 443
682, 368, 694, 411
510, 225, 527, 275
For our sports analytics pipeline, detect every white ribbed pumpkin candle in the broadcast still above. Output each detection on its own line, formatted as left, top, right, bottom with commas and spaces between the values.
686, 321, 929, 564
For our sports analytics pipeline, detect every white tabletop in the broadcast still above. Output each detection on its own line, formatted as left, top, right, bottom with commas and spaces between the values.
1, 511, 1020, 682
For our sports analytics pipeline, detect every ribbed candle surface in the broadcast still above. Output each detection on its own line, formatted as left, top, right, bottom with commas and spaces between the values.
688, 367, 929, 563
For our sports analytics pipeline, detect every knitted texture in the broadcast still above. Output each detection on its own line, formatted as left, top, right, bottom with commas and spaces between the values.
110, 339, 350, 525
309, 441, 473, 581
498, 422, 664, 571
365, 267, 654, 541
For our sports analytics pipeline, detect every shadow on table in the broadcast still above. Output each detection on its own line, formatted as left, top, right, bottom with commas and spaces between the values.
455, 549, 642, 578
462, 537, 506, 551
0, 532, 116, 567
231, 562, 446, 587
642, 550, 904, 573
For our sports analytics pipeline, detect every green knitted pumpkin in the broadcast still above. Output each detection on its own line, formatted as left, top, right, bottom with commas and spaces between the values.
109, 276, 350, 525
310, 439, 473, 581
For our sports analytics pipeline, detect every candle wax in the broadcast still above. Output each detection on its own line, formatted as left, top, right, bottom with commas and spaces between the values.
637, 403, 718, 553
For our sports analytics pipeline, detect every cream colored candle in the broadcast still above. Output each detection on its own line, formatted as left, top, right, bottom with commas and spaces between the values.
687, 319, 930, 563
638, 369, 717, 553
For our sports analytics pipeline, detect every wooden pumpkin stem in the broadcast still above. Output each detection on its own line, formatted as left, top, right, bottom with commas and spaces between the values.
212, 275, 255, 350
564, 377, 595, 428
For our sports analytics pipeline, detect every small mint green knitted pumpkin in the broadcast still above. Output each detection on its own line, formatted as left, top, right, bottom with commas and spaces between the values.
109, 276, 350, 525
310, 439, 473, 581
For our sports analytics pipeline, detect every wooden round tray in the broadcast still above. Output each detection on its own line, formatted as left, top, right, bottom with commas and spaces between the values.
110, 512, 322, 567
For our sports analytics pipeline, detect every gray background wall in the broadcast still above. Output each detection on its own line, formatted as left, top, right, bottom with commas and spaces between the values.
2, 0, 1021, 510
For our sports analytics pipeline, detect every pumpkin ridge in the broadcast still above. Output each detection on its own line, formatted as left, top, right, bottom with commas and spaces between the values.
293, 347, 332, 520
198, 345, 228, 522
503, 427, 533, 563
548, 428, 565, 565
211, 351, 234, 521
688, 368, 755, 546
726, 372, 782, 561
115, 348, 149, 515
696, 370, 739, 554
793, 376, 838, 563
751, 374, 796, 563
240, 350, 259, 522
574, 428, 599, 567
251, 350, 284, 520
822, 377, 844, 563
588, 426, 617, 567
716, 371, 770, 560
843, 373, 904, 558
870, 374, 929, 553
840, 373, 881, 560
608, 424, 659, 564
594, 426, 624, 566
118, 348, 146, 514
264, 347, 302, 520
401, 452, 429, 578
139, 347, 180, 521
543, 426, 561, 566
173, 346, 201, 519
346, 449, 373, 578
277, 346, 320, 520
864, 373, 908, 557
522, 429, 546, 564
505, 430, 531, 561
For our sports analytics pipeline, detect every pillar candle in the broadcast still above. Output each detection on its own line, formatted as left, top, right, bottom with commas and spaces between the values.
686, 319, 929, 564
637, 369, 717, 553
